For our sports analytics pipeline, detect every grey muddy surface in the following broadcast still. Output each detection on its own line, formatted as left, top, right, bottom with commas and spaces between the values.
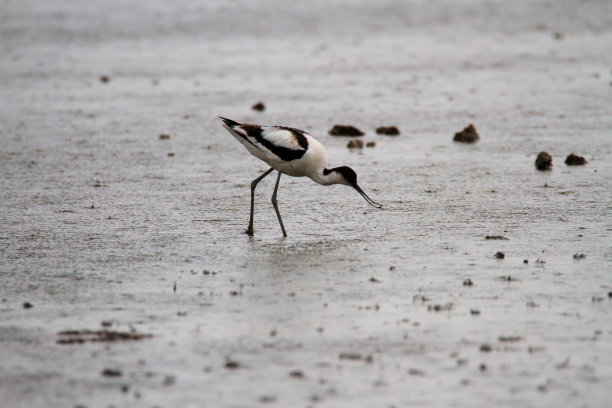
1, 0, 611, 407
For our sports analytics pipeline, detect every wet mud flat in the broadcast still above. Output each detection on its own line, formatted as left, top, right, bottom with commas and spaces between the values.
1, 0, 611, 407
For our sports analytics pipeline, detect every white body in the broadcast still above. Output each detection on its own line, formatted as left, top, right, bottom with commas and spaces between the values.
222, 123, 339, 185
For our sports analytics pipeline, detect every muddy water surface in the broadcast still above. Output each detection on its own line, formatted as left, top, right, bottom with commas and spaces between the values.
1, 1, 611, 407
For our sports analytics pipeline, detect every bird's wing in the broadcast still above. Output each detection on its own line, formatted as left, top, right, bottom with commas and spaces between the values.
235, 124, 310, 162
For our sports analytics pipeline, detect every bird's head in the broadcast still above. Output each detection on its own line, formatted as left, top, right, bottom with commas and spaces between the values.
323, 166, 382, 208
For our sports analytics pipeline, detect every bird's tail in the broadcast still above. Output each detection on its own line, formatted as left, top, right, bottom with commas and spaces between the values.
219, 117, 241, 128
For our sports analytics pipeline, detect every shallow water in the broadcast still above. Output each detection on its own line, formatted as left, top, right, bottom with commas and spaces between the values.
1, 0, 611, 407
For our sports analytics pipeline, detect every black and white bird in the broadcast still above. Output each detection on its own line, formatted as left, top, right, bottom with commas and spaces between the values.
220, 117, 382, 237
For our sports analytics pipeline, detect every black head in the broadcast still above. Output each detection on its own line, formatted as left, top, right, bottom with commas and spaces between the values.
325, 166, 382, 208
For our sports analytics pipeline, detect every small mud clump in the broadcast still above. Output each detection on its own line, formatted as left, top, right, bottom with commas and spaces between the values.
347, 139, 364, 149
376, 126, 400, 136
565, 153, 587, 166
159, 134, 171, 140
99, 75, 110, 83
573, 253, 586, 260
535, 152, 553, 170
251, 102, 265, 111
480, 344, 492, 352
329, 125, 364, 137
453, 124, 479, 143
225, 358, 241, 369
101, 368, 122, 377
57, 330, 153, 344
366, 141, 376, 147
495, 251, 505, 259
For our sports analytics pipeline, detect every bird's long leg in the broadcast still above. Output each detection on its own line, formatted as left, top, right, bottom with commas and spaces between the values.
271, 171, 288, 237
246, 168, 274, 236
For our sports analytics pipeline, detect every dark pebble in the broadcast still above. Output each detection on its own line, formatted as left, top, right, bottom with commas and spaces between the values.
453, 124, 479, 143
99, 75, 110, 83
535, 151, 553, 170
463, 279, 473, 286
366, 141, 376, 147
329, 125, 364, 137
159, 134, 171, 140
375, 126, 400, 136
251, 102, 265, 111
485, 235, 508, 240
479, 363, 487, 371
470, 309, 481, 315
565, 153, 587, 166
368, 277, 380, 283
523, 259, 529, 264
22, 302, 33, 309
495, 251, 505, 259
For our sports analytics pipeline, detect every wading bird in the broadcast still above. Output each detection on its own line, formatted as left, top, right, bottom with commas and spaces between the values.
220, 117, 382, 237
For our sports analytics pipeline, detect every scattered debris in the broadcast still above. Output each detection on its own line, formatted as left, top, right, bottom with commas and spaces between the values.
592, 296, 604, 303
526, 300, 539, 308
470, 309, 481, 315
167, 152, 175, 157
553, 32, 565, 40
453, 124, 479, 143
22, 302, 33, 309
347, 139, 364, 148
535, 258, 546, 265
101, 368, 122, 377
479, 363, 487, 371
428, 303, 453, 312
555, 358, 570, 369
339, 352, 373, 363
535, 152, 553, 170
329, 125, 364, 136
408, 368, 425, 376
485, 235, 508, 240
57, 330, 153, 344
366, 141, 376, 147
499, 275, 517, 282
375, 126, 400, 136
573, 253, 586, 260
498, 336, 522, 343
463, 279, 473, 286
251, 102, 266, 111
259, 395, 277, 403
565, 153, 587, 166
495, 251, 505, 259
528, 346, 546, 353
368, 277, 380, 283
99, 75, 110, 83
159, 134, 171, 140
